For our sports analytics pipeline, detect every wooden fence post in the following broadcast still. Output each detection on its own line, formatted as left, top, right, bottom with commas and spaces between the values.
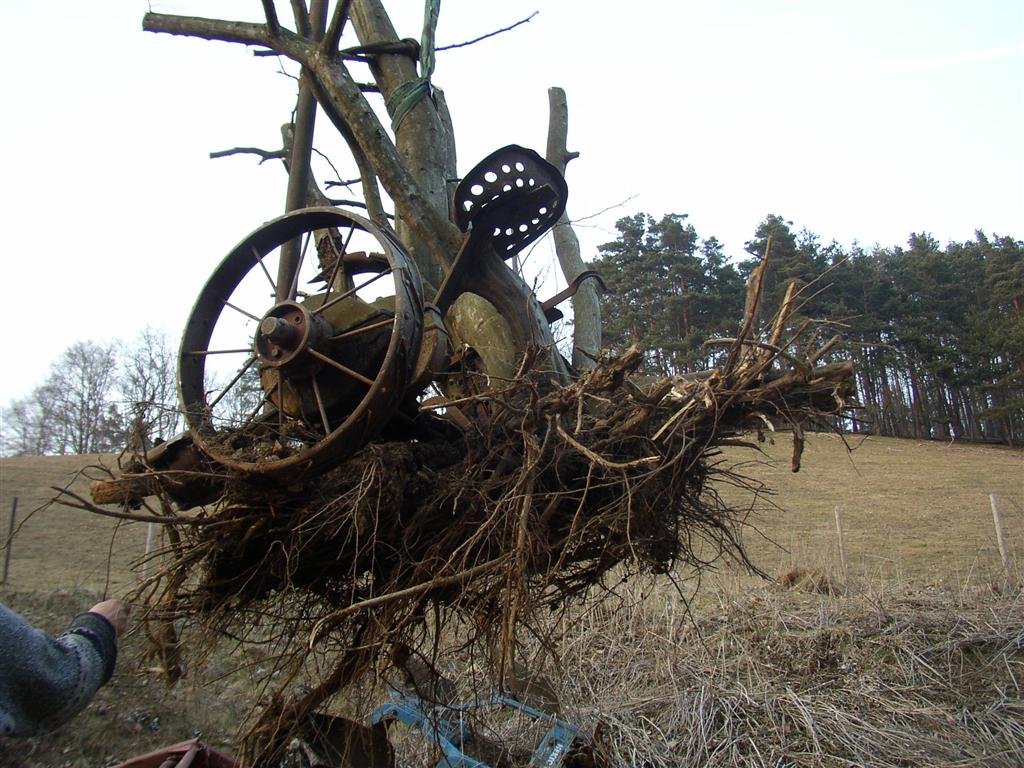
834, 505, 848, 581
2, 498, 17, 584
990, 494, 1017, 587
142, 522, 157, 582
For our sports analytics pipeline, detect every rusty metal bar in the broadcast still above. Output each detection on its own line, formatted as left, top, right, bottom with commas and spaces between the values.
540, 270, 608, 323
312, 267, 393, 316
307, 348, 375, 386
2, 498, 16, 584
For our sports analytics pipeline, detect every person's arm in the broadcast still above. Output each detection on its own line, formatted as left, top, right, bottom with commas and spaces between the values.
0, 600, 127, 737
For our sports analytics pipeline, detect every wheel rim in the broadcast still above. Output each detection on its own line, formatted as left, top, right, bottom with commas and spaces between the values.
179, 207, 424, 478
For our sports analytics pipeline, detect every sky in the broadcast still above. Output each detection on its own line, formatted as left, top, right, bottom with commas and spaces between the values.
0, 0, 1021, 404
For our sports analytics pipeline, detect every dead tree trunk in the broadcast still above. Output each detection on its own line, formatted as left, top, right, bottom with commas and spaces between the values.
546, 87, 601, 371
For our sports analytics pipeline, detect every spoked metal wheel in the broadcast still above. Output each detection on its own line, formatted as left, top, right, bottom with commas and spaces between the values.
179, 207, 424, 478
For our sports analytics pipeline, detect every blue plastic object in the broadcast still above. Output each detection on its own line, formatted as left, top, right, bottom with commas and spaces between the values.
371, 691, 581, 768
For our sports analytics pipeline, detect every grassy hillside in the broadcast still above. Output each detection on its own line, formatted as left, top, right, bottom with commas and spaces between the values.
0, 454, 146, 594
720, 433, 1023, 585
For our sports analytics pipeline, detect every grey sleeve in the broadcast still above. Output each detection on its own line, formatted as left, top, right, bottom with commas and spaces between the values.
0, 603, 118, 737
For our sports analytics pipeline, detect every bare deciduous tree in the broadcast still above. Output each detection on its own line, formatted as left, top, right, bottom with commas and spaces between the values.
213, 367, 265, 429
0, 392, 57, 456
2, 334, 181, 457
119, 327, 181, 450
48, 341, 123, 454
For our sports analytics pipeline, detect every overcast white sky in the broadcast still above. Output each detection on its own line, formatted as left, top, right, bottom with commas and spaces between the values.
0, 0, 1021, 404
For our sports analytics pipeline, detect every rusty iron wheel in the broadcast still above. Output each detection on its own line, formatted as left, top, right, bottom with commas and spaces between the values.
179, 207, 424, 479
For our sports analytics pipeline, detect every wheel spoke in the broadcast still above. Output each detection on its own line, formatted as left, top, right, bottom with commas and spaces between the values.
224, 300, 261, 322
238, 380, 278, 432
288, 230, 313, 301
252, 246, 277, 294
208, 355, 258, 410
307, 348, 375, 386
186, 348, 252, 356
311, 373, 332, 435
312, 267, 393, 316
322, 223, 357, 304
330, 317, 394, 341
277, 370, 284, 438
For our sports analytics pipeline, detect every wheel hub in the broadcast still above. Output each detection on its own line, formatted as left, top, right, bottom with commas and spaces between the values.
254, 301, 329, 372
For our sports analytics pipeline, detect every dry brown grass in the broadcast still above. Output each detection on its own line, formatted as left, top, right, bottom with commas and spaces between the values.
718, 433, 1023, 587
0, 588, 249, 768
336, 577, 1024, 768
553, 580, 1024, 768
0, 454, 145, 594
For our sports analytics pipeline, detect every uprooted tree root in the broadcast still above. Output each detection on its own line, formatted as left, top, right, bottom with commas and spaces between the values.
69, 284, 857, 764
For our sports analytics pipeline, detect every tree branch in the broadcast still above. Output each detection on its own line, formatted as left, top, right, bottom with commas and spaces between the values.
436, 11, 538, 51
279, 124, 334, 207
290, 0, 312, 38
209, 146, 287, 163
143, 9, 461, 270
309, 77, 387, 223
323, 0, 354, 52
546, 86, 600, 371
261, 0, 281, 36
340, 39, 418, 57
570, 195, 638, 225
310, 69, 460, 268
279, 0, 326, 297
54, 486, 222, 526
349, 0, 458, 288
312, 147, 344, 186
142, 14, 274, 47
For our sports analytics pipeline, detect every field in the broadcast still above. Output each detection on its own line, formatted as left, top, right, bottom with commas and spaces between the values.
717, 432, 1023, 585
0, 434, 1021, 766
0, 455, 148, 595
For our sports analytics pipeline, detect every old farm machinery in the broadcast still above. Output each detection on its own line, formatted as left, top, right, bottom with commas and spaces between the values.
99, 145, 596, 768
94, 145, 596, 768
88, 143, 601, 507
174, 145, 598, 480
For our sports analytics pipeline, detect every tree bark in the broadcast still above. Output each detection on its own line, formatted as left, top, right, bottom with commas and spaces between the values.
545, 87, 600, 372
307, 82, 386, 220
907, 360, 929, 439
349, 0, 455, 290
